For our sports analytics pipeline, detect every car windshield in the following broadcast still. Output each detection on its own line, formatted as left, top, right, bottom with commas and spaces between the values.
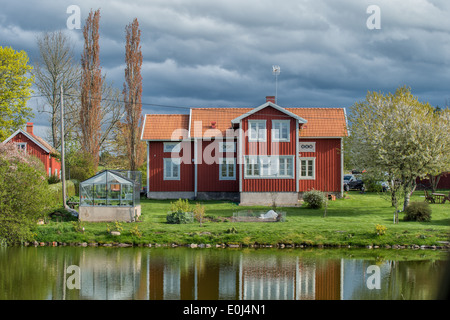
344, 175, 352, 181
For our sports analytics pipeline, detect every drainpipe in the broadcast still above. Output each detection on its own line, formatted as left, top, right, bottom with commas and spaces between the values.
194, 139, 198, 199
146, 141, 150, 198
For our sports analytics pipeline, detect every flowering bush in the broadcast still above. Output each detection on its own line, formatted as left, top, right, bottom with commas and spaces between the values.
375, 224, 387, 236
302, 189, 326, 209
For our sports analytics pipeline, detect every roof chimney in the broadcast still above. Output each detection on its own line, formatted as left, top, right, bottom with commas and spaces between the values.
26, 122, 34, 135
266, 96, 276, 104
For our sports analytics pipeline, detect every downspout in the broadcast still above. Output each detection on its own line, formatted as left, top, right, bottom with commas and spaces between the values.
194, 138, 198, 199
296, 120, 299, 194
239, 120, 243, 193
340, 138, 344, 198
146, 141, 150, 198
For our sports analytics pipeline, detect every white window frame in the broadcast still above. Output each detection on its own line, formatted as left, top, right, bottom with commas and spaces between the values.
164, 158, 181, 180
219, 158, 236, 180
248, 120, 267, 142
244, 155, 294, 179
219, 141, 235, 153
278, 156, 294, 177
272, 120, 290, 142
299, 157, 315, 180
163, 142, 181, 153
17, 142, 27, 152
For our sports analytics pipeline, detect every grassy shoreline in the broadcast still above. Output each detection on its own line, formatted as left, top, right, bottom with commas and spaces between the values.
33, 191, 450, 248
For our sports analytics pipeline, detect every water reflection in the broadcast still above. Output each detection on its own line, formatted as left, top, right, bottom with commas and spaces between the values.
0, 247, 447, 300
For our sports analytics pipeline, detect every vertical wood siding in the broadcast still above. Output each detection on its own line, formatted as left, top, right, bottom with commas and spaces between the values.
10, 133, 60, 175
197, 139, 239, 192
148, 141, 194, 192
243, 106, 297, 192
298, 138, 341, 192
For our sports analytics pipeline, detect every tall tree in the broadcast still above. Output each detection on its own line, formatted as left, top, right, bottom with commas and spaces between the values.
347, 86, 450, 221
80, 9, 103, 170
0, 46, 34, 141
122, 18, 144, 171
33, 31, 80, 149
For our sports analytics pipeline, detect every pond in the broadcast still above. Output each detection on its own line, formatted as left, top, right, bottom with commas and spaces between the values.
0, 246, 448, 300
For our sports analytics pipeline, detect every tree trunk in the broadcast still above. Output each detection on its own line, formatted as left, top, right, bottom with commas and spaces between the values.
402, 177, 417, 212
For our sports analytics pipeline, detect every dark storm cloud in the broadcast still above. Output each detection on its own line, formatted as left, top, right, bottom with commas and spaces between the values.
1, 0, 450, 136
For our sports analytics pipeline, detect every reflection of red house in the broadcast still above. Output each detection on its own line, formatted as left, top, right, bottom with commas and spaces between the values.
2, 122, 61, 177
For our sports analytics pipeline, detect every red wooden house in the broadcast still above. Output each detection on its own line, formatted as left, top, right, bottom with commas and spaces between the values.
141, 97, 348, 205
2, 122, 61, 178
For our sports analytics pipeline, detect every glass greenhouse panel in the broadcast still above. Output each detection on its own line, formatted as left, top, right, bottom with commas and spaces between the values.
79, 170, 141, 207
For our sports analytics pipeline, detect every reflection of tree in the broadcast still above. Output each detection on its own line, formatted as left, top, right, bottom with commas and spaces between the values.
349, 259, 446, 300
0, 247, 58, 299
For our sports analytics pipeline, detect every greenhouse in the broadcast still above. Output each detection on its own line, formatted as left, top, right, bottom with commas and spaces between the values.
79, 170, 141, 222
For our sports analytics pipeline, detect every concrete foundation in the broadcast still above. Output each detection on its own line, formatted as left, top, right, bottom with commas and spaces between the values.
196, 192, 240, 202
239, 192, 300, 207
147, 191, 195, 200
79, 205, 141, 222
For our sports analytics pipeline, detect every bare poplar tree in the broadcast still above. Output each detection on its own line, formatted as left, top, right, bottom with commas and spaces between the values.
33, 31, 80, 149
80, 9, 103, 170
122, 18, 144, 171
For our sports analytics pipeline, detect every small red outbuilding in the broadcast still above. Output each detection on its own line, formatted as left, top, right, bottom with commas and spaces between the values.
2, 122, 61, 178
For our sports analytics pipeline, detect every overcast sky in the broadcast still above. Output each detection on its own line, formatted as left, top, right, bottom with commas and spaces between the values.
1, 0, 450, 137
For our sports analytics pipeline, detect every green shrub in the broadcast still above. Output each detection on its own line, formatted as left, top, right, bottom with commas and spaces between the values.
47, 174, 61, 184
170, 198, 192, 213
166, 211, 194, 224
0, 144, 52, 245
404, 202, 432, 222
302, 190, 325, 209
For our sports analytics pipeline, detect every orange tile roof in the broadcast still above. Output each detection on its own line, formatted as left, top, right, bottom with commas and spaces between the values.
287, 108, 348, 137
141, 114, 189, 140
190, 108, 251, 138
141, 106, 347, 140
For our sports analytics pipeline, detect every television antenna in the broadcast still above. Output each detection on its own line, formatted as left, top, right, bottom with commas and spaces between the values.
272, 65, 280, 104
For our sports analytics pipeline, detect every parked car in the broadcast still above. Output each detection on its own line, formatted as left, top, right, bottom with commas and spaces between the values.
343, 174, 359, 191
347, 178, 364, 191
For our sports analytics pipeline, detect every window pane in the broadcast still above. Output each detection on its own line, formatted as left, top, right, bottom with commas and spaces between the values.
173, 163, 179, 178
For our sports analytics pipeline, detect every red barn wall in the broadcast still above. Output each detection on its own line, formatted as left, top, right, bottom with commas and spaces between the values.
10, 133, 51, 175
298, 138, 341, 193
148, 141, 194, 192
197, 139, 239, 192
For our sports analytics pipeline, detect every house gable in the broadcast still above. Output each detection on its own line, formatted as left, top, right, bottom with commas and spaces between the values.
3, 129, 51, 154
231, 101, 307, 124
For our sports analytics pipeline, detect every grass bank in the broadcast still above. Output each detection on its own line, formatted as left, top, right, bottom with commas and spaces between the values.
34, 191, 450, 248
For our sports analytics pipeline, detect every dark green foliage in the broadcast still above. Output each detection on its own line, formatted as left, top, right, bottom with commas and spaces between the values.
404, 202, 432, 222
166, 211, 194, 224
303, 189, 325, 209
166, 198, 194, 224
0, 157, 51, 245
47, 174, 61, 184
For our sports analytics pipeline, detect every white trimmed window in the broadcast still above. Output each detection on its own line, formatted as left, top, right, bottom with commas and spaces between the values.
219, 141, 235, 153
278, 156, 294, 177
164, 158, 180, 180
164, 142, 181, 153
244, 155, 294, 178
299, 157, 315, 179
272, 120, 290, 142
17, 142, 27, 152
248, 120, 266, 142
219, 158, 236, 180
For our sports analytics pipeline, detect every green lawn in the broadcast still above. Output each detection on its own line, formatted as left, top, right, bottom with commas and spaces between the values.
35, 191, 450, 247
